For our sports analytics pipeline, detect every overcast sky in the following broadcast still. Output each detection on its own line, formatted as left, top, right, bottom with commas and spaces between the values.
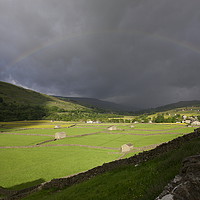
0, 0, 200, 109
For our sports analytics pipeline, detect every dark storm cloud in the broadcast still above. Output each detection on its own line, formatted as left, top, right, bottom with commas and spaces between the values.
0, 0, 200, 108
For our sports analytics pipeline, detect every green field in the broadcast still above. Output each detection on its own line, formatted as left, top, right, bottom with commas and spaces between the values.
26, 138, 200, 200
0, 120, 196, 191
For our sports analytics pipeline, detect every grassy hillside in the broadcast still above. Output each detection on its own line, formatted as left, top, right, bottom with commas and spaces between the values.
137, 100, 200, 115
0, 81, 86, 110
0, 81, 90, 121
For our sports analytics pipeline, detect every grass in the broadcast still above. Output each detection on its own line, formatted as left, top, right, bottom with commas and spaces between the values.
25, 138, 200, 200
7, 127, 105, 136
0, 134, 53, 146
132, 123, 185, 129
0, 147, 120, 190
46, 132, 182, 148
0, 121, 74, 131
0, 121, 197, 193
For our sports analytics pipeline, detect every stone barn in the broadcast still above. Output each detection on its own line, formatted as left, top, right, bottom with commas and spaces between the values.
121, 143, 134, 153
107, 126, 117, 131
54, 125, 61, 129
55, 132, 66, 140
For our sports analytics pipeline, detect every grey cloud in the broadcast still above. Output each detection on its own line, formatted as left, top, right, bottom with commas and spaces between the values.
0, 0, 200, 109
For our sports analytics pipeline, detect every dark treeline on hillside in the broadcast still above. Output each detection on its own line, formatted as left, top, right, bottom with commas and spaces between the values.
0, 101, 47, 121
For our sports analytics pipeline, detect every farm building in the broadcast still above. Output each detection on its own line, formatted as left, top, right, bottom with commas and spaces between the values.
121, 143, 134, 153
86, 120, 93, 124
55, 132, 66, 139
191, 121, 200, 126
108, 126, 117, 131
182, 115, 187, 120
86, 120, 101, 124
185, 120, 191, 124
54, 125, 61, 129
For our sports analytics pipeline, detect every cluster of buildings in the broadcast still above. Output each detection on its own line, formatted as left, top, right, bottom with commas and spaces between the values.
181, 115, 200, 126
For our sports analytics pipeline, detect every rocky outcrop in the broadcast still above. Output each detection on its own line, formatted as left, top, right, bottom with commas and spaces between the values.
156, 154, 200, 200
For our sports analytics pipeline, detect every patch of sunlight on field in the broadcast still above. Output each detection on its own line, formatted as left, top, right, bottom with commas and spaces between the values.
0, 147, 120, 189
46, 132, 182, 148
7, 127, 105, 136
0, 134, 53, 146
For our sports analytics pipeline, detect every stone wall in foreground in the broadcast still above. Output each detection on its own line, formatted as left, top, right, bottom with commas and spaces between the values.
155, 154, 200, 200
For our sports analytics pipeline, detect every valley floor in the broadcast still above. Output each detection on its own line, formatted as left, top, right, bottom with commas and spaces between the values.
0, 121, 196, 192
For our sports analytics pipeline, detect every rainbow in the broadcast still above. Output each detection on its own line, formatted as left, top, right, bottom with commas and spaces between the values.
6, 29, 200, 68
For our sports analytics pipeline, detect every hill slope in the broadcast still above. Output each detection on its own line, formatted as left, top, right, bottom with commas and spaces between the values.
55, 96, 138, 112
0, 81, 86, 110
138, 100, 200, 114
0, 81, 88, 121
153, 100, 200, 112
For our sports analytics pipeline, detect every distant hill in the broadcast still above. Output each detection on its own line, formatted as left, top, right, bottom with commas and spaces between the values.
54, 96, 138, 112
136, 100, 200, 115
153, 100, 200, 112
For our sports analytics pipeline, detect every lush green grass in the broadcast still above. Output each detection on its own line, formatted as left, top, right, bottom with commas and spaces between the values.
124, 127, 194, 134
0, 121, 74, 131
0, 121, 194, 192
132, 123, 185, 129
46, 132, 182, 148
0, 147, 120, 190
8, 127, 106, 136
25, 138, 200, 200
0, 134, 53, 146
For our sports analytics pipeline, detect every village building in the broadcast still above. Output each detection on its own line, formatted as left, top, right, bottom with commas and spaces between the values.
86, 120, 101, 124
107, 126, 117, 131
191, 121, 200, 126
121, 143, 134, 153
55, 132, 66, 139
185, 120, 191, 124
182, 115, 187, 120
86, 120, 94, 124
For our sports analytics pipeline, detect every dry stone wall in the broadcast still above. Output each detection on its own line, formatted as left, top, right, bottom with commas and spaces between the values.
155, 154, 200, 200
